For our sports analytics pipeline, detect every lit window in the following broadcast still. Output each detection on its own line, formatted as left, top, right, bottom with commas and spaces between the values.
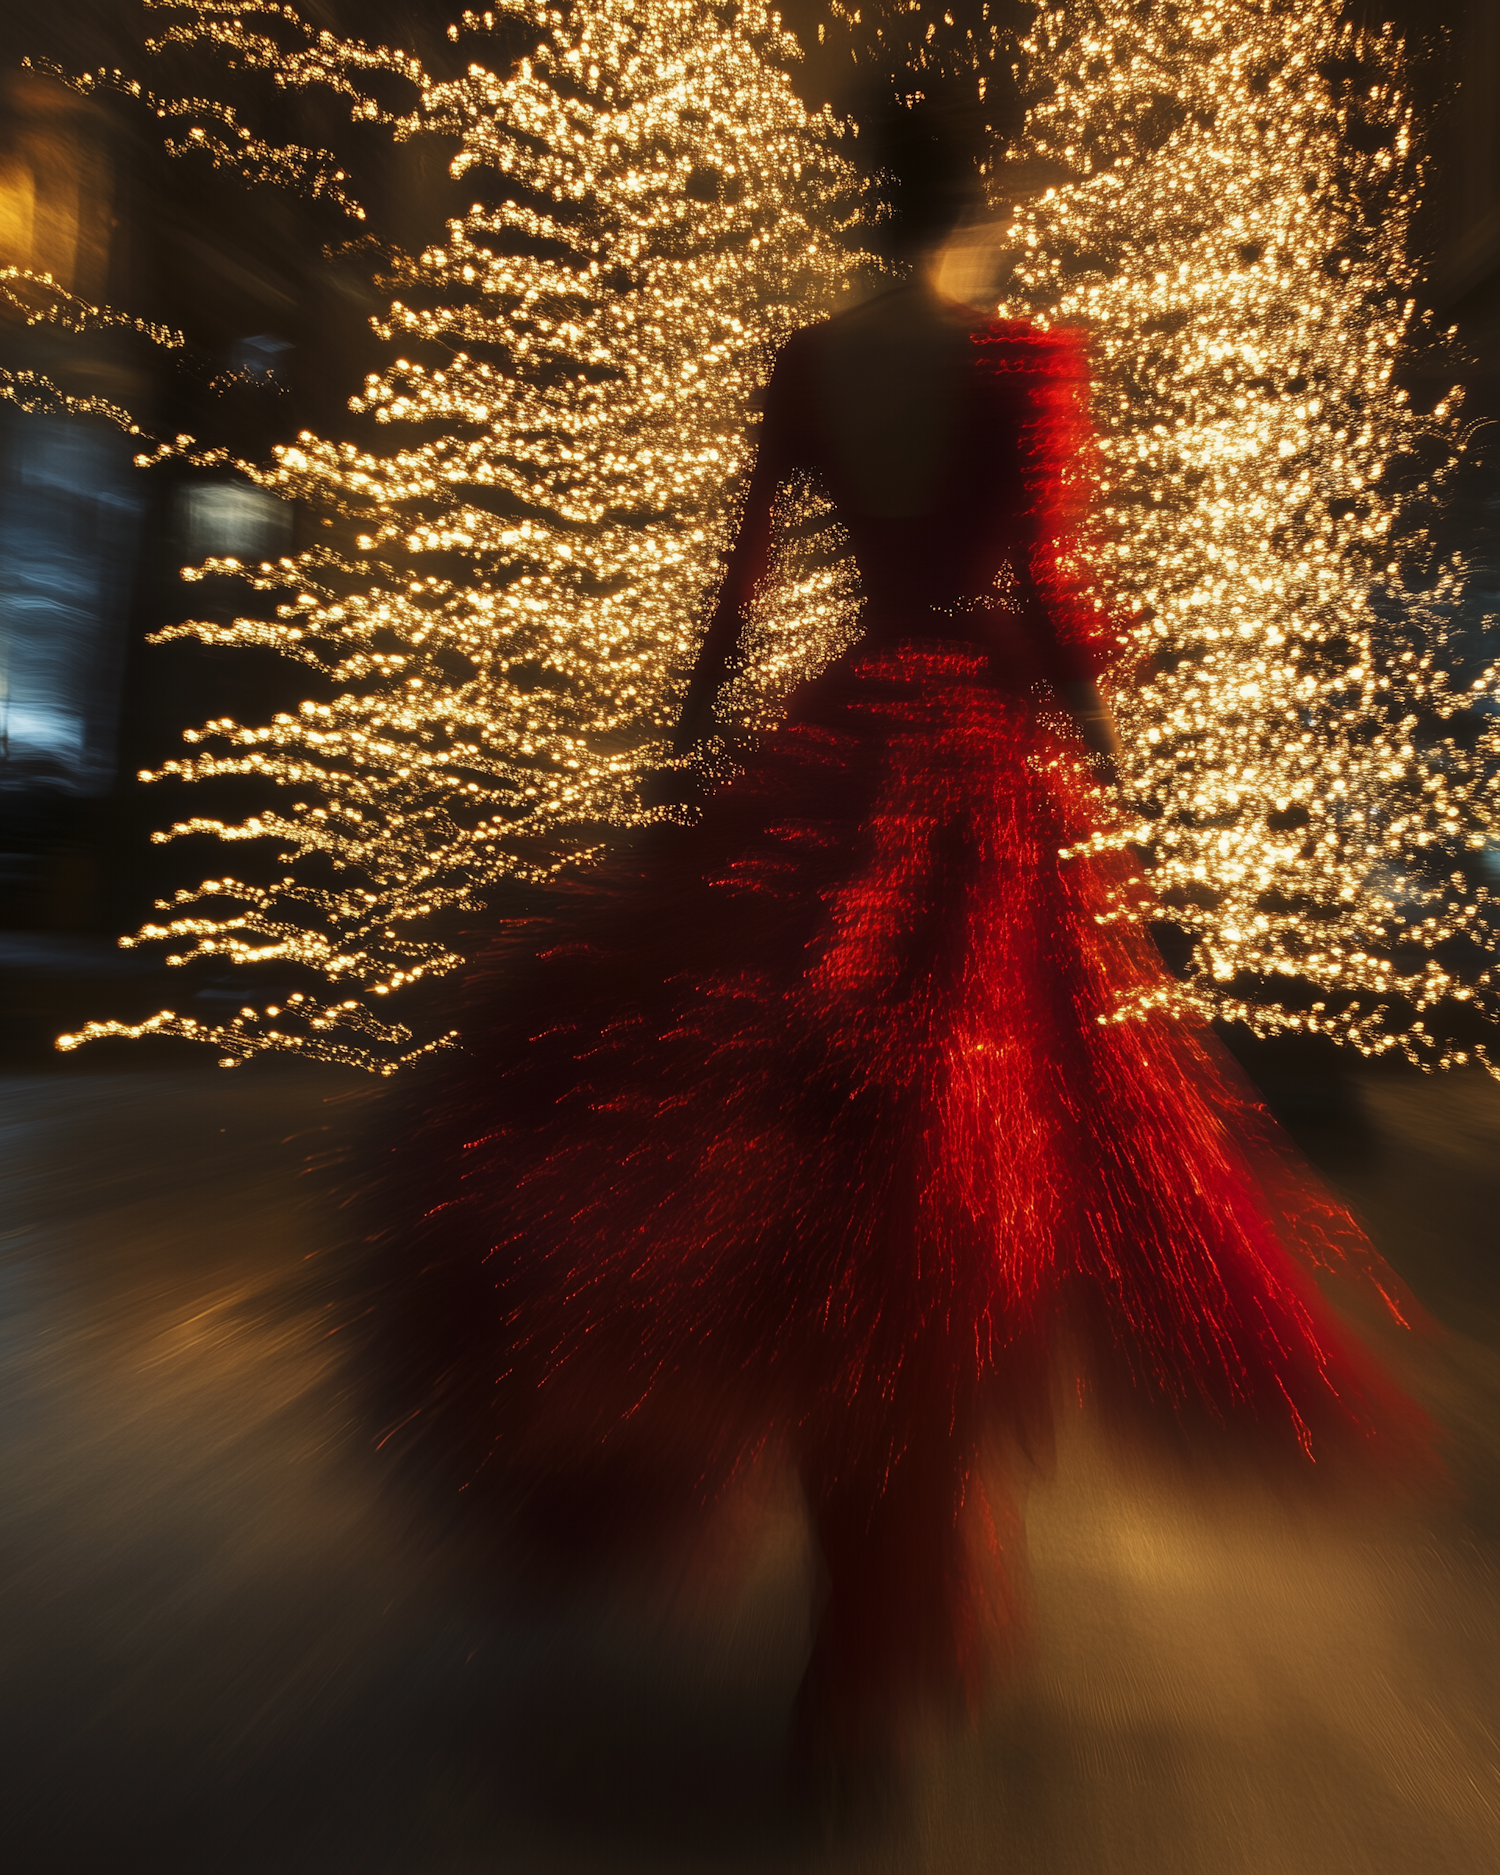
179, 481, 293, 562
232, 333, 293, 382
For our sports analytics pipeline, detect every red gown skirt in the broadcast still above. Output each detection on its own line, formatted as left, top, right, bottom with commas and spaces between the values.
400, 641, 1436, 1743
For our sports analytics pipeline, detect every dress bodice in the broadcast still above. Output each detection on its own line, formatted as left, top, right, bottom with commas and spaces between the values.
765, 318, 1044, 639
693, 308, 1106, 705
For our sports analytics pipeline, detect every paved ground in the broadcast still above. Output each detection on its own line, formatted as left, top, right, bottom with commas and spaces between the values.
1, 1054, 1497, 1874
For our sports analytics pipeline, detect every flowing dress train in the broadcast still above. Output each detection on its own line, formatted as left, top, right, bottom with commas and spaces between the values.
391, 319, 1438, 1753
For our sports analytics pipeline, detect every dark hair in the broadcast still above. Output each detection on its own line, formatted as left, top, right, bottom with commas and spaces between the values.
861, 80, 991, 259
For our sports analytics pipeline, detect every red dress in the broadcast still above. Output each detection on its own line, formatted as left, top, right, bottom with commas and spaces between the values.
399, 320, 1436, 1754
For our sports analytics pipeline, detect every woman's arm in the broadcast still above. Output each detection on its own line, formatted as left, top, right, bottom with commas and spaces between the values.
1009, 550, 1124, 773
992, 324, 1122, 777
673, 345, 806, 754
1057, 676, 1123, 775
671, 450, 781, 753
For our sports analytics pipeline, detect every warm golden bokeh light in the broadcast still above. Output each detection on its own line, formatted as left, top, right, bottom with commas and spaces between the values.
16, 0, 1496, 1073
35, 1, 867, 1069
996, 5, 1497, 1066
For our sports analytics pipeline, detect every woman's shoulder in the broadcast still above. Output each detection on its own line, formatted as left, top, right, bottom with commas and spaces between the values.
773, 289, 983, 395
972, 319, 1090, 377
781, 298, 1089, 380
798, 283, 981, 344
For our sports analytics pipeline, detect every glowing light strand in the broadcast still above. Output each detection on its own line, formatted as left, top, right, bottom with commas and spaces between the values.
42, 0, 1500, 1075
55, 0, 866, 1070
991, 3, 1498, 1066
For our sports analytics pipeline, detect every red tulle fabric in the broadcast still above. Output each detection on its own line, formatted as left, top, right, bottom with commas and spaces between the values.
397, 324, 1438, 1748
973, 321, 1107, 677
438, 649, 1424, 1471
404, 649, 1435, 1738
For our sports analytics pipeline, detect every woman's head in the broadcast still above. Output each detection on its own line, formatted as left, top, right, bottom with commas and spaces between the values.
861, 81, 991, 261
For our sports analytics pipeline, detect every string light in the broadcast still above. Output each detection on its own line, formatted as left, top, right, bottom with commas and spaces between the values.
39, 0, 1500, 1075
49, 0, 867, 1070
992, 3, 1498, 1066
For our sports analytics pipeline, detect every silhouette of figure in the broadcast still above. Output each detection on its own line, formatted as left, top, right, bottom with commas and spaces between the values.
389, 97, 1436, 1804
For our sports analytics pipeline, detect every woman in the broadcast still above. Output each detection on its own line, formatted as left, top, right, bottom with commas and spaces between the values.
390, 105, 1437, 1796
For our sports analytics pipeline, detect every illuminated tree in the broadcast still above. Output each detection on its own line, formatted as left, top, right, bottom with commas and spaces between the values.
990, 0, 1499, 1065
34, 0, 863, 1069
16, 0, 1498, 1073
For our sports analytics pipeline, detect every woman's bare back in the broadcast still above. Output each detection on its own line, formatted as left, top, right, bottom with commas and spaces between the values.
812, 284, 985, 518
678, 280, 1121, 763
